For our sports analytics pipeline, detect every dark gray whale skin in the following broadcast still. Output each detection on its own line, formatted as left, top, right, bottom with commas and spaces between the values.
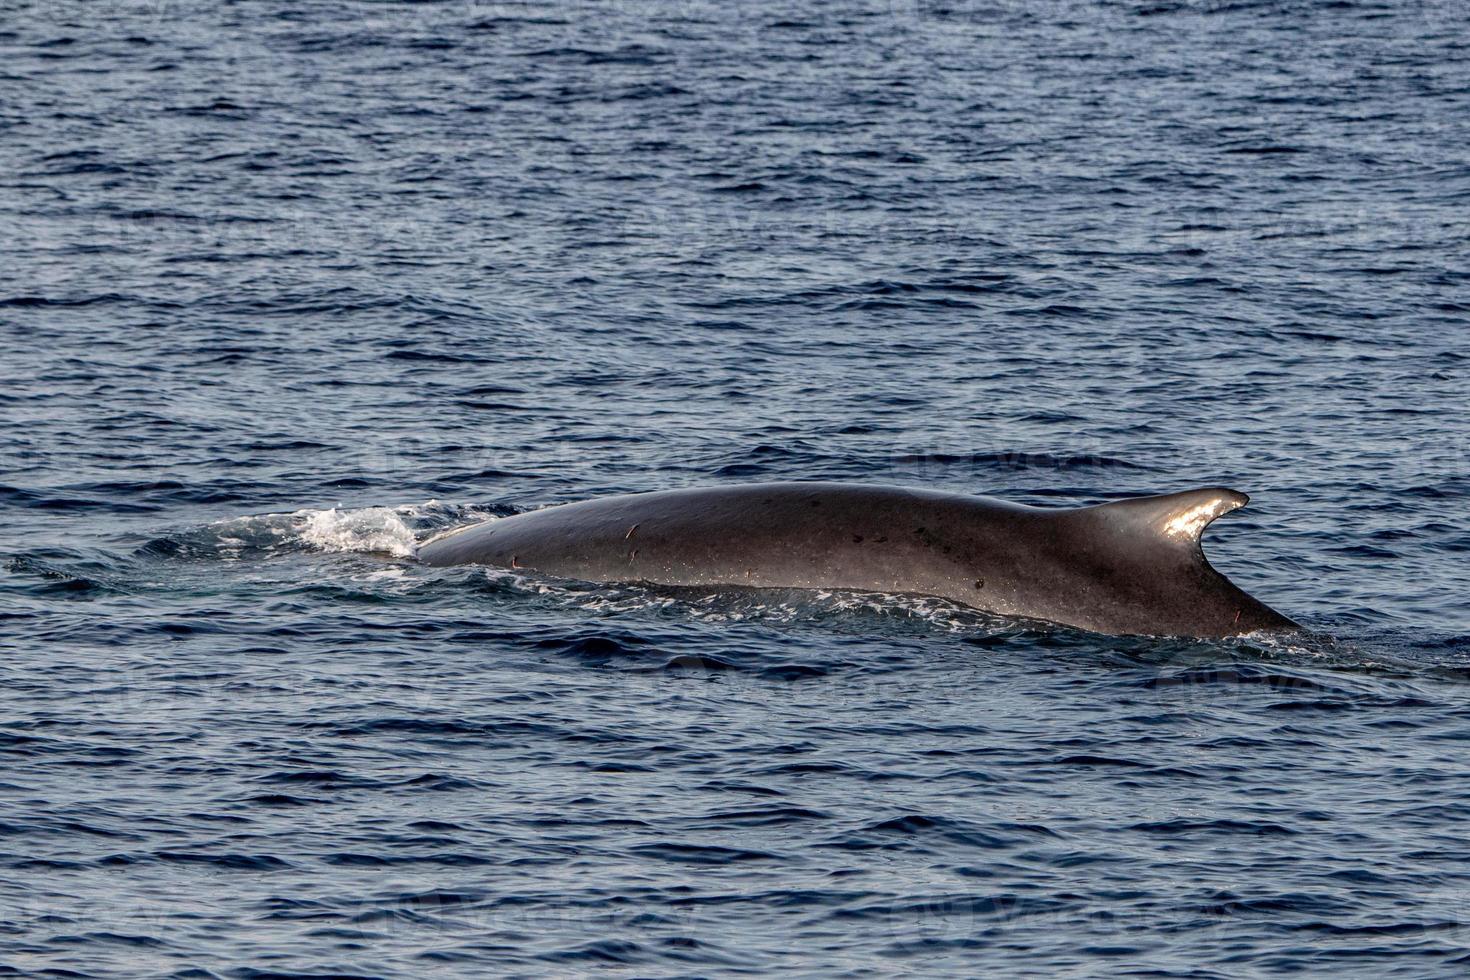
417, 482, 1298, 637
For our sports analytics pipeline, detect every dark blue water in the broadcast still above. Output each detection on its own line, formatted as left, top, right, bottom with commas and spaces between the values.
3, 0, 1469, 975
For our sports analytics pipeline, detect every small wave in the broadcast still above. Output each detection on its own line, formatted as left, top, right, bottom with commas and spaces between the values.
827, 813, 1025, 852
888, 451, 1150, 472
298, 506, 420, 558
627, 841, 783, 865
140, 501, 500, 562
517, 577, 1007, 635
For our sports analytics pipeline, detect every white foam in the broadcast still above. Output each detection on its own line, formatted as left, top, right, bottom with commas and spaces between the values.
172, 500, 499, 562
501, 571, 995, 633
295, 505, 421, 558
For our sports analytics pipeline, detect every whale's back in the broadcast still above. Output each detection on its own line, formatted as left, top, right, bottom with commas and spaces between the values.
417, 482, 1296, 638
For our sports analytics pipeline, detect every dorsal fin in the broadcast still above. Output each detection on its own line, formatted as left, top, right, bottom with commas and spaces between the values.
1087, 487, 1249, 547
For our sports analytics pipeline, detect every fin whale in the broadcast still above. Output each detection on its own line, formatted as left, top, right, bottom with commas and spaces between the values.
416, 482, 1297, 637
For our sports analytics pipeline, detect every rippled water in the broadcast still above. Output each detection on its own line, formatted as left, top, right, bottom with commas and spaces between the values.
3, 0, 1469, 975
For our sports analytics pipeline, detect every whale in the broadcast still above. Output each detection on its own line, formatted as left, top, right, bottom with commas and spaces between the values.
416, 482, 1297, 637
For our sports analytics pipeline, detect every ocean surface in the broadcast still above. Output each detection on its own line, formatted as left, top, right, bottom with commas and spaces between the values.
2, 0, 1469, 975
